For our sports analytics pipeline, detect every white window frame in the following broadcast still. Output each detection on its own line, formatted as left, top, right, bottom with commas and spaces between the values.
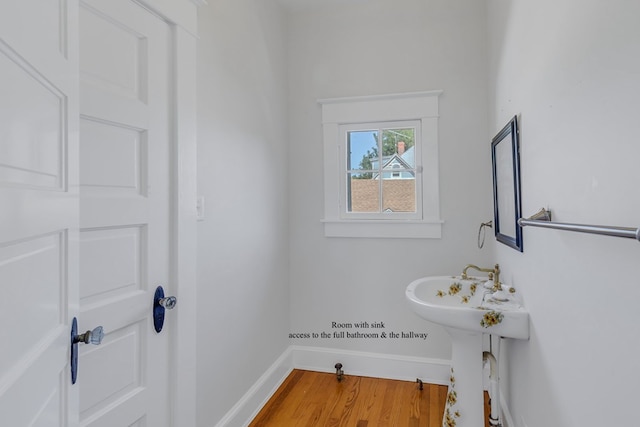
319, 91, 443, 238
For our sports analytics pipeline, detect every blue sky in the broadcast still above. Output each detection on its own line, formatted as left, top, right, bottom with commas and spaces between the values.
347, 130, 377, 170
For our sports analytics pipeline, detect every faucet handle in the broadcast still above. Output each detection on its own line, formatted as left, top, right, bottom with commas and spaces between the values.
493, 264, 501, 288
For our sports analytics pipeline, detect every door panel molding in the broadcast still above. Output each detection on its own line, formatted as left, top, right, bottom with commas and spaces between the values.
0, 39, 67, 190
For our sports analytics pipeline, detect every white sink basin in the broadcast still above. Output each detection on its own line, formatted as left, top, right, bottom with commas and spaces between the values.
406, 276, 529, 339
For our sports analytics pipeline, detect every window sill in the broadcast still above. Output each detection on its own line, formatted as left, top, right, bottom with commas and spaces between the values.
322, 219, 443, 239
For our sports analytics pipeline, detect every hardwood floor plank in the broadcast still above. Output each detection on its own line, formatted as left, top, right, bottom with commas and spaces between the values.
296, 371, 335, 425
353, 376, 383, 424
381, 379, 407, 427
429, 382, 448, 426
279, 371, 329, 425
348, 376, 373, 426
250, 369, 304, 425
326, 375, 361, 426
408, 383, 428, 427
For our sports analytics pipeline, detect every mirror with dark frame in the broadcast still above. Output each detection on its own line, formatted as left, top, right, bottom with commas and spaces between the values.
491, 115, 523, 251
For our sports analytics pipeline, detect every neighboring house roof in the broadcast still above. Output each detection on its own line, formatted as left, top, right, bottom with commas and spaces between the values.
350, 179, 416, 212
371, 146, 415, 179
401, 146, 415, 168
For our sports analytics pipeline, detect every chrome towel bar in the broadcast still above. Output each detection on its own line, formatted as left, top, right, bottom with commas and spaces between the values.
518, 208, 640, 242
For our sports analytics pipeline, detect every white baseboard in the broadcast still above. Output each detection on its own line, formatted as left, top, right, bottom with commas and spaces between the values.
290, 345, 451, 385
213, 347, 293, 427
214, 345, 451, 427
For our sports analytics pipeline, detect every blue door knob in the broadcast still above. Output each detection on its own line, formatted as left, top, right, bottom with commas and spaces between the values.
153, 286, 177, 333
73, 325, 104, 345
70, 318, 105, 384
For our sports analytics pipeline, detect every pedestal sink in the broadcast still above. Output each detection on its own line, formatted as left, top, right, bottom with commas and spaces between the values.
406, 276, 529, 427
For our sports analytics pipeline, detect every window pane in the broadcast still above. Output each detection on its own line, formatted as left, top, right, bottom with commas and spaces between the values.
348, 173, 379, 212
381, 128, 415, 166
382, 178, 416, 212
347, 130, 378, 171
379, 127, 416, 212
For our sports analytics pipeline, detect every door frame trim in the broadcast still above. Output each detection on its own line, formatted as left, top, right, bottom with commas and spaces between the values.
170, 25, 199, 427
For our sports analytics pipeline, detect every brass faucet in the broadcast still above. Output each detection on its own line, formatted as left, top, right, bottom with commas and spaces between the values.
461, 263, 501, 289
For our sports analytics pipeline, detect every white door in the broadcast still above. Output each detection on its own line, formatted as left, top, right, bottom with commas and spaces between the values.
78, 1, 173, 426
0, 1, 80, 426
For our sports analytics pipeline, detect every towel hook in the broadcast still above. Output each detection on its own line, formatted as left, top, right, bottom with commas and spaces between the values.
478, 221, 493, 248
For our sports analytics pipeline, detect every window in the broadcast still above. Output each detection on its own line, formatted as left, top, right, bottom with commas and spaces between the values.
342, 121, 420, 218
319, 91, 443, 238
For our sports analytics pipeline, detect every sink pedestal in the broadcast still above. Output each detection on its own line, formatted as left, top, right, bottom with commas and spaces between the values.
443, 329, 484, 427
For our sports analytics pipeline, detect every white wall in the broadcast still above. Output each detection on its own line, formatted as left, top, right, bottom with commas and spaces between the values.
488, 1, 640, 426
287, 0, 493, 362
196, 1, 290, 425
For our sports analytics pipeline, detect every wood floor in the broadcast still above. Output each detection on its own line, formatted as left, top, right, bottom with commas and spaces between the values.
249, 369, 480, 427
